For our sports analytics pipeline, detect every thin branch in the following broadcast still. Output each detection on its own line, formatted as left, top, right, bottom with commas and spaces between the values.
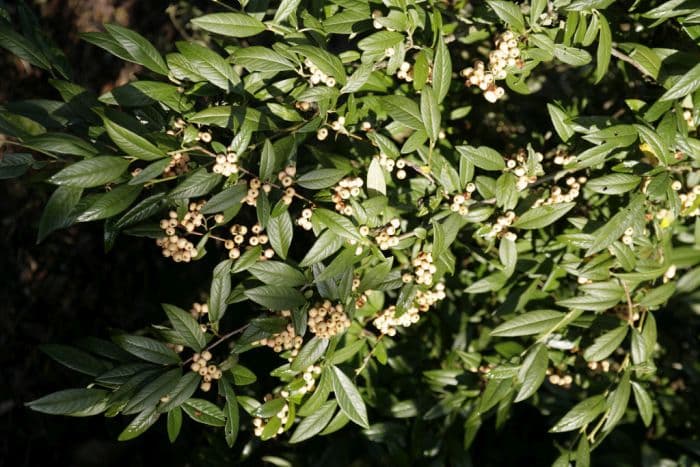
611, 48, 652, 79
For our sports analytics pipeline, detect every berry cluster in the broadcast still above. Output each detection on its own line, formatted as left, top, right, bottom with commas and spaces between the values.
621, 227, 636, 247
166, 343, 184, 353
297, 207, 314, 231
332, 177, 364, 216
243, 178, 268, 206
298, 365, 321, 394
376, 218, 402, 250
506, 149, 544, 191
213, 152, 239, 177
156, 209, 201, 262
396, 61, 423, 83
304, 59, 337, 87
484, 211, 518, 240
678, 184, 700, 217
182, 201, 206, 232
190, 302, 208, 319
163, 152, 190, 177
450, 183, 477, 215
308, 301, 351, 338
412, 251, 437, 286
461, 31, 521, 102
224, 223, 274, 260
190, 351, 221, 392
253, 397, 290, 438
553, 150, 577, 166
258, 311, 303, 356
372, 283, 446, 336
532, 176, 587, 208
377, 153, 409, 180
547, 372, 574, 388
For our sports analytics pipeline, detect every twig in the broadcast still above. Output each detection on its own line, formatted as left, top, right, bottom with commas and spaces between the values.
355, 334, 384, 377
611, 48, 652, 79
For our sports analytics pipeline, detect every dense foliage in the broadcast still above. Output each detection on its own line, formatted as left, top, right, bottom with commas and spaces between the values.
2, 0, 700, 464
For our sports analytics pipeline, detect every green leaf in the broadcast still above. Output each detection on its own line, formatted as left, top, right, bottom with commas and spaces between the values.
313, 208, 361, 240
27, 388, 109, 416
660, 62, 700, 101
76, 185, 142, 222
554, 45, 592, 66
182, 399, 226, 426
40, 343, 107, 376
550, 395, 606, 432
586, 174, 640, 195
296, 45, 347, 85
104, 24, 168, 75
291, 337, 329, 372
76, 185, 142, 223
123, 369, 181, 415
290, 400, 337, 443
113, 335, 180, 364
297, 168, 348, 189
169, 169, 221, 199
487, 1, 525, 32
273, 0, 302, 23
594, 14, 611, 83
586, 194, 645, 255
49, 156, 128, 187
25, 133, 98, 158
231, 364, 257, 385
491, 310, 566, 337
512, 202, 576, 229
635, 124, 671, 165
358, 31, 404, 52
249, 261, 306, 287
478, 378, 512, 413
244, 285, 306, 310
118, 408, 160, 441
457, 145, 505, 171
221, 378, 240, 447
235, 46, 295, 72
331, 365, 369, 428
268, 210, 294, 260
341, 63, 374, 94
0, 23, 51, 71
191, 13, 266, 38
433, 38, 452, 103
499, 237, 517, 278
547, 104, 575, 142
176, 42, 239, 91
603, 372, 631, 433
159, 372, 201, 413
259, 139, 276, 181
210, 260, 232, 322
631, 382, 653, 427
38, 185, 82, 242
167, 407, 182, 442
366, 158, 386, 196
420, 85, 441, 142
200, 183, 247, 214
0, 152, 33, 179
103, 118, 165, 161
162, 304, 206, 351
583, 325, 628, 361
383, 96, 424, 130
577, 436, 591, 467
515, 344, 548, 402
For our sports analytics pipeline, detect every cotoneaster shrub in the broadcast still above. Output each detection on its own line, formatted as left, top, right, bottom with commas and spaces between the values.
1, 0, 700, 464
